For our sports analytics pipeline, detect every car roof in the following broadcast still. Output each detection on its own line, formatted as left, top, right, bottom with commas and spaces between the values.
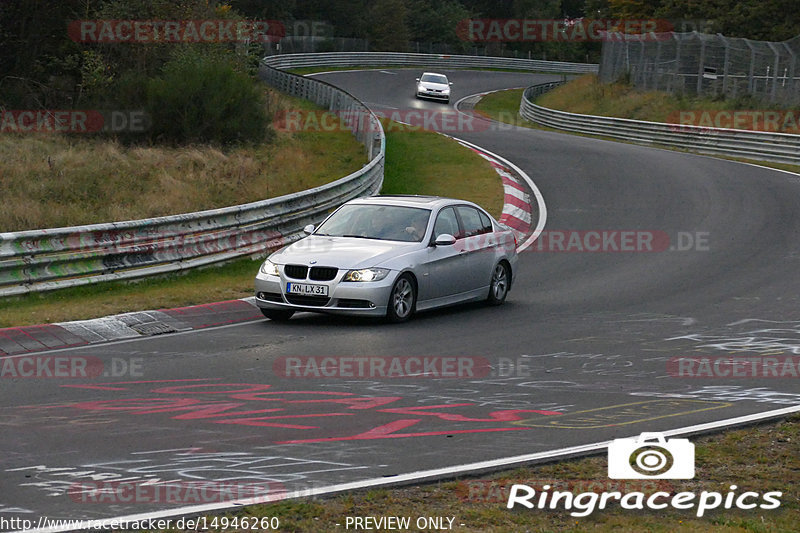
421, 72, 448, 78
347, 195, 478, 210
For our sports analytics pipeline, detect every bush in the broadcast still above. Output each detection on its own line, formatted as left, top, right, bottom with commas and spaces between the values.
146, 49, 269, 146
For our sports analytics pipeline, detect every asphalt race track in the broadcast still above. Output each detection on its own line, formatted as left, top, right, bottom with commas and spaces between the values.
3, 69, 800, 529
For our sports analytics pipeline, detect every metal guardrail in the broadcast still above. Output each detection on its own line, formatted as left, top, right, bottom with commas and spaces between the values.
263, 52, 598, 74
519, 82, 800, 165
522, 80, 567, 100
0, 64, 385, 297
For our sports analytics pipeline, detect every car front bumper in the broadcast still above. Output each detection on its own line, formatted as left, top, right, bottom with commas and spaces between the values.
417, 90, 449, 100
254, 270, 396, 317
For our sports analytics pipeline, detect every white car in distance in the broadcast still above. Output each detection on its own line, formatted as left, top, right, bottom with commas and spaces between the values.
415, 72, 452, 103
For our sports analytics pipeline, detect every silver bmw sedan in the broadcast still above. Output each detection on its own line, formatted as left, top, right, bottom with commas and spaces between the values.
255, 195, 518, 322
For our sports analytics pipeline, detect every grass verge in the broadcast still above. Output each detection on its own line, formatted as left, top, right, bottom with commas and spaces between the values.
0, 120, 502, 327
380, 118, 503, 217
0, 89, 365, 232
473, 77, 800, 175
471, 87, 530, 128
147, 414, 800, 532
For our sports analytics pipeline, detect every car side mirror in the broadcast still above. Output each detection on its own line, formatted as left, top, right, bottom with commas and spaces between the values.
303, 224, 315, 235
449, 82, 453, 85
415, 78, 420, 82
434, 234, 456, 246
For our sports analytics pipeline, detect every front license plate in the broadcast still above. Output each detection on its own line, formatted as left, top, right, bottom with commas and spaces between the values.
286, 282, 328, 296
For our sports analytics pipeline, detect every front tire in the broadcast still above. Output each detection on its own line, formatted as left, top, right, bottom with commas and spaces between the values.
261, 308, 295, 321
386, 274, 416, 323
487, 262, 510, 305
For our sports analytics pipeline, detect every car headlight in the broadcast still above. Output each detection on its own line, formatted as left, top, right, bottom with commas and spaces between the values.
343, 268, 390, 282
260, 259, 280, 276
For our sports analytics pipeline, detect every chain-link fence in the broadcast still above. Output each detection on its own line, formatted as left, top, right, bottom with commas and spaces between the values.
268, 36, 370, 54
599, 32, 800, 105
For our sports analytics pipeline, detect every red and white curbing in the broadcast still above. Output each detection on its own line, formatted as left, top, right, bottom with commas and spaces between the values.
453, 89, 548, 252
452, 136, 546, 253
458, 142, 533, 243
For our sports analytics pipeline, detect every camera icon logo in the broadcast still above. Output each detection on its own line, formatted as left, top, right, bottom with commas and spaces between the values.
608, 432, 695, 479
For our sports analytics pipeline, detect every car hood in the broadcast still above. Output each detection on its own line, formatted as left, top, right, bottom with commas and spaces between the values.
270, 236, 417, 270
419, 81, 449, 91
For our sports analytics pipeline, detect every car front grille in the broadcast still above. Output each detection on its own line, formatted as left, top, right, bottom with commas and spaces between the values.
309, 266, 338, 281
285, 294, 330, 307
284, 264, 308, 279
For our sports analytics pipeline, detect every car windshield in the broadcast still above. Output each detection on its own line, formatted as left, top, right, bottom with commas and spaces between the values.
315, 204, 431, 242
421, 74, 448, 84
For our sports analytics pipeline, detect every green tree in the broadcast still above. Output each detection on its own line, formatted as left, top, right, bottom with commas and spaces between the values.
513, 0, 560, 18
367, 0, 411, 51
656, 0, 800, 41
406, 0, 472, 47
146, 48, 268, 145
0, 0, 88, 108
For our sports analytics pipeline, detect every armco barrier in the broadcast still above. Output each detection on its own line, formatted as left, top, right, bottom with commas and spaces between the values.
0, 65, 385, 297
262, 51, 597, 74
519, 82, 800, 165
0, 53, 595, 297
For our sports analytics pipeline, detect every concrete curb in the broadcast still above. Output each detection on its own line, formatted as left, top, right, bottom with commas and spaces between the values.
0, 298, 261, 356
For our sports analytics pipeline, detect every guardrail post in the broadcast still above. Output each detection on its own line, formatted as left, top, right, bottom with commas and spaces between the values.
784, 43, 797, 103
767, 42, 781, 102
637, 39, 646, 87
746, 39, 757, 94
696, 33, 706, 95
652, 40, 662, 91
719, 35, 731, 96
673, 35, 682, 94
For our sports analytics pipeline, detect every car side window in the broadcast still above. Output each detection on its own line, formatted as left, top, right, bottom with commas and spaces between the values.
433, 207, 460, 239
478, 210, 493, 233
456, 206, 489, 237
